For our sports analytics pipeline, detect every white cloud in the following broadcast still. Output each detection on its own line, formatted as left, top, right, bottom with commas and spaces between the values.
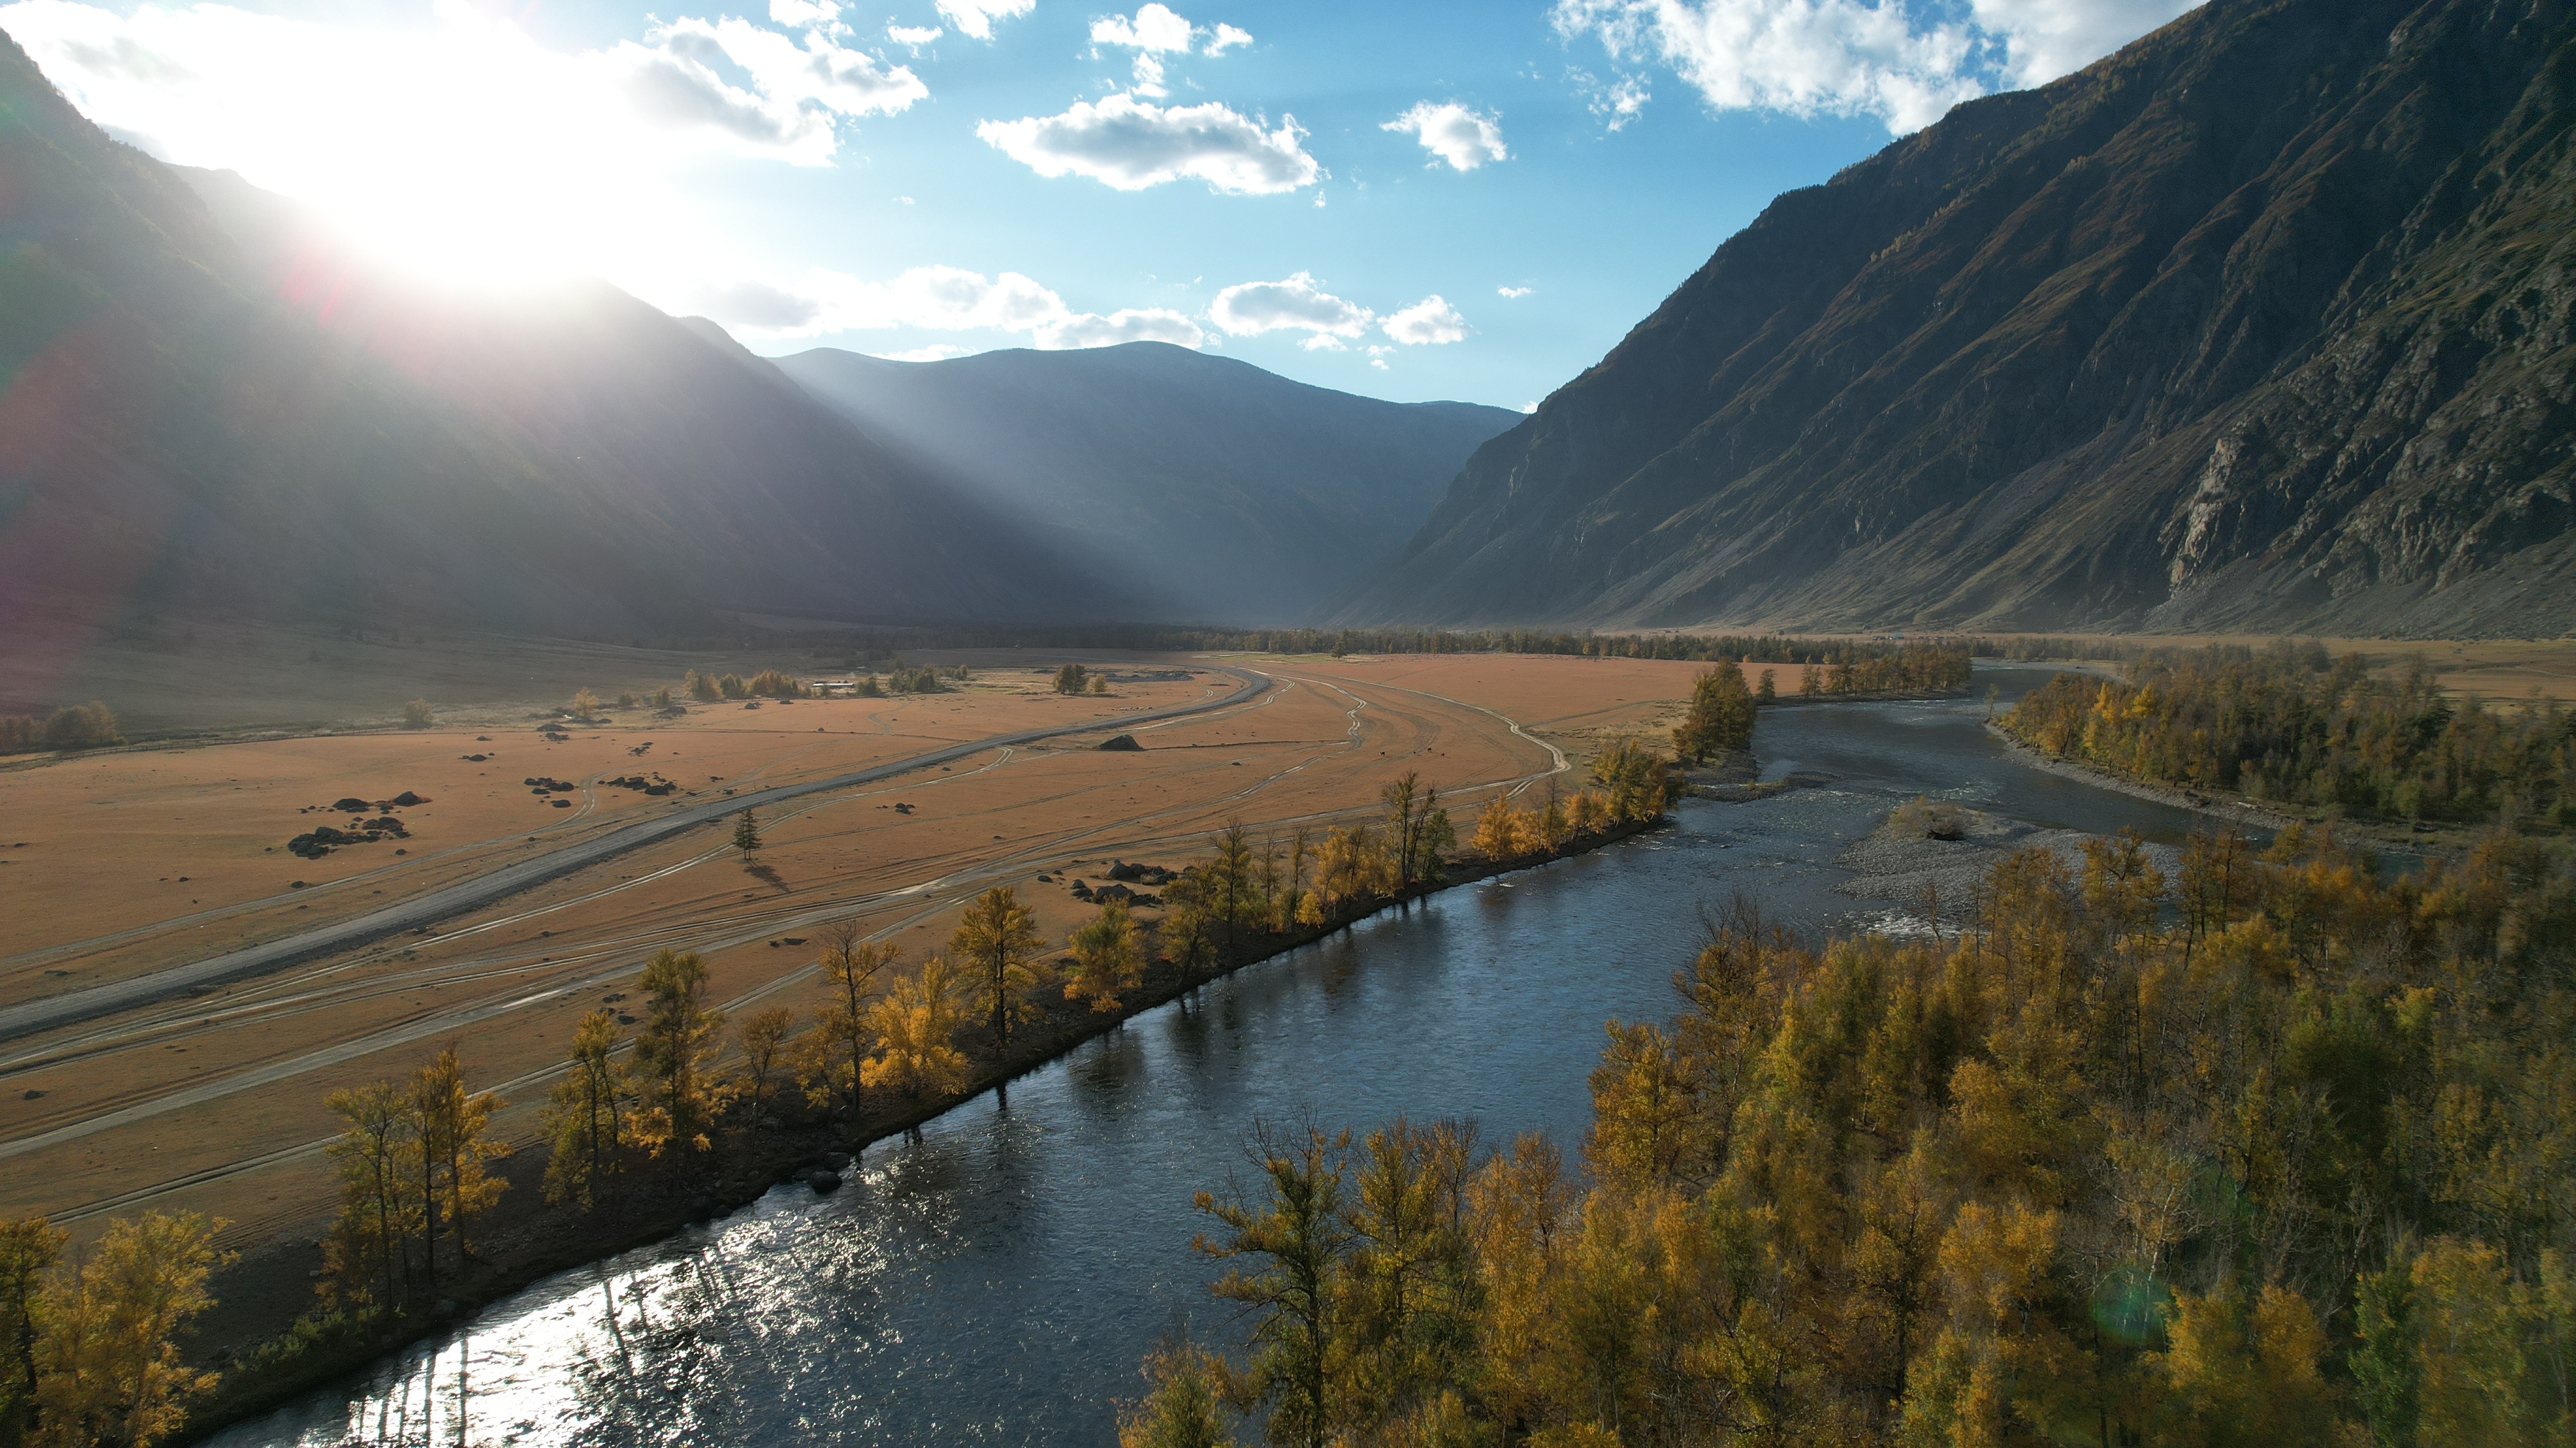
1091, 3, 1194, 52
1497, 285, 1533, 298
770, 0, 842, 26
701, 263, 1206, 351
1969, 0, 2195, 87
1551, 0, 1981, 133
1381, 294, 1471, 345
874, 343, 977, 361
887, 22, 942, 43
1210, 272, 1373, 338
1129, 52, 1169, 97
1299, 334, 1345, 352
936, 0, 1033, 40
1382, 101, 1508, 171
0, 0, 924, 287
1205, 21, 1252, 53
1552, 0, 2189, 135
1366, 344, 1393, 371
977, 94, 1319, 194
1521, 400, 1540, 412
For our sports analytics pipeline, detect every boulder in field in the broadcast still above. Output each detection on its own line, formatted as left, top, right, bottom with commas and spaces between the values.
1096, 734, 1143, 752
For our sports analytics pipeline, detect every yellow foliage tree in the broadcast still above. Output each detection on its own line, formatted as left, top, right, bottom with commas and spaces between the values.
31, 1213, 228, 1448
1066, 899, 1145, 1012
862, 957, 970, 1098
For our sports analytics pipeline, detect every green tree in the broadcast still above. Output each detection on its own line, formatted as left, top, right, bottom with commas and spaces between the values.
633, 948, 728, 1157
954, 887, 1048, 1046
1055, 663, 1090, 695
731, 809, 762, 864
1671, 664, 1755, 763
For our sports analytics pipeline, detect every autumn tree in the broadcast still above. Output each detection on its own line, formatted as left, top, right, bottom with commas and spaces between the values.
633, 948, 728, 1157
735, 1007, 797, 1129
409, 1046, 509, 1272
1066, 899, 1144, 1012
1194, 1123, 1355, 1448
955, 887, 1049, 1046
540, 1009, 629, 1210
803, 923, 894, 1126
862, 956, 970, 1098
322, 1080, 418, 1307
31, 1212, 228, 1448
1118, 1344, 1236, 1448
570, 687, 600, 717
0, 1218, 64, 1438
400, 699, 433, 729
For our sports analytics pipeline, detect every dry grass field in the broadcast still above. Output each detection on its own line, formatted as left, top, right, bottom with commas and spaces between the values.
1969, 632, 2576, 702
0, 647, 1706, 1273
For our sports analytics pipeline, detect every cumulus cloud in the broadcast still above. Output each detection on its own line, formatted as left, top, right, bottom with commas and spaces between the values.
1091, 3, 1194, 52
977, 94, 1319, 194
936, 0, 1033, 40
654, 14, 927, 122
1211, 272, 1373, 338
770, 0, 842, 26
1521, 400, 1540, 413
1299, 334, 1345, 352
1366, 344, 1393, 371
1969, 0, 2195, 87
1498, 285, 1534, 298
887, 22, 942, 43
1206, 21, 1253, 52
1551, 0, 2189, 135
1382, 101, 1508, 171
705, 263, 1207, 351
1381, 294, 1470, 345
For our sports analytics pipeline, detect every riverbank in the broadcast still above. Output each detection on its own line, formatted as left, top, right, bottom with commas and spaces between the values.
175, 810, 1666, 1444
1984, 723, 2304, 833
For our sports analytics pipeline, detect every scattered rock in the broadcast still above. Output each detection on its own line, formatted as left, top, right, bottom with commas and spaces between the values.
331, 797, 370, 812
21, 1090, 43, 1101
461, 753, 488, 762
807, 1169, 842, 1193
1097, 734, 1144, 752
551, 798, 573, 808
393, 790, 426, 806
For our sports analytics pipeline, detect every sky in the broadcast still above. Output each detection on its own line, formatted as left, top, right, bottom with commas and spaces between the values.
1, 0, 2196, 408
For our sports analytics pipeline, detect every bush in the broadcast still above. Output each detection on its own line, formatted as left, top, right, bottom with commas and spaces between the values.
400, 699, 434, 729
36, 702, 122, 751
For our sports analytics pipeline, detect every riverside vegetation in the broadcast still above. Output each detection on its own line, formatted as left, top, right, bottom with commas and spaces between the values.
2003, 643, 2575, 831
0, 742, 1681, 1445
1122, 823, 2576, 1448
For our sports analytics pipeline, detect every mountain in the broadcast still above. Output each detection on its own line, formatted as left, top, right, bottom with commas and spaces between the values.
774, 344, 1521, 622
0, 29, 1124, 637
1336, 0, 2576, 638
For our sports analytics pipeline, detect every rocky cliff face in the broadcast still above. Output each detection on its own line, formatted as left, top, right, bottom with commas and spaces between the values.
1334, 0, 2576, 637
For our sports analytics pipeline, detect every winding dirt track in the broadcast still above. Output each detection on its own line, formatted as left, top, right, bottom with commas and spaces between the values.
0, 669, 1270, 1046
3, 652, 1696, 1253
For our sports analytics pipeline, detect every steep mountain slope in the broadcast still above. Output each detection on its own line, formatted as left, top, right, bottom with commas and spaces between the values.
0, 31, 1122, 637
1337, 0, 2576, 637
774, 344, 1520, 622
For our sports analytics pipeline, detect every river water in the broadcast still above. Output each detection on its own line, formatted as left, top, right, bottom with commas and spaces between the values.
211, 665, 2209, 1448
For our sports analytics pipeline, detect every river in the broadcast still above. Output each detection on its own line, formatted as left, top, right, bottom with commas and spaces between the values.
210, 665, 2212, 1448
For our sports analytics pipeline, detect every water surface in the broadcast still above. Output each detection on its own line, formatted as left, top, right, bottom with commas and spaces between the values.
215, 667, 2205, 1447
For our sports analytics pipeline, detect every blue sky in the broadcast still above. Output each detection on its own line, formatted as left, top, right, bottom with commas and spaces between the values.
2, 0, 2193, 408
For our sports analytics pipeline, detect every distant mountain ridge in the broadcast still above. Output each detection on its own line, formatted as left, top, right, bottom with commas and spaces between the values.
1335, 0, 2576, 637
776, 344, 1520, 622
0, 28, 1132, 636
